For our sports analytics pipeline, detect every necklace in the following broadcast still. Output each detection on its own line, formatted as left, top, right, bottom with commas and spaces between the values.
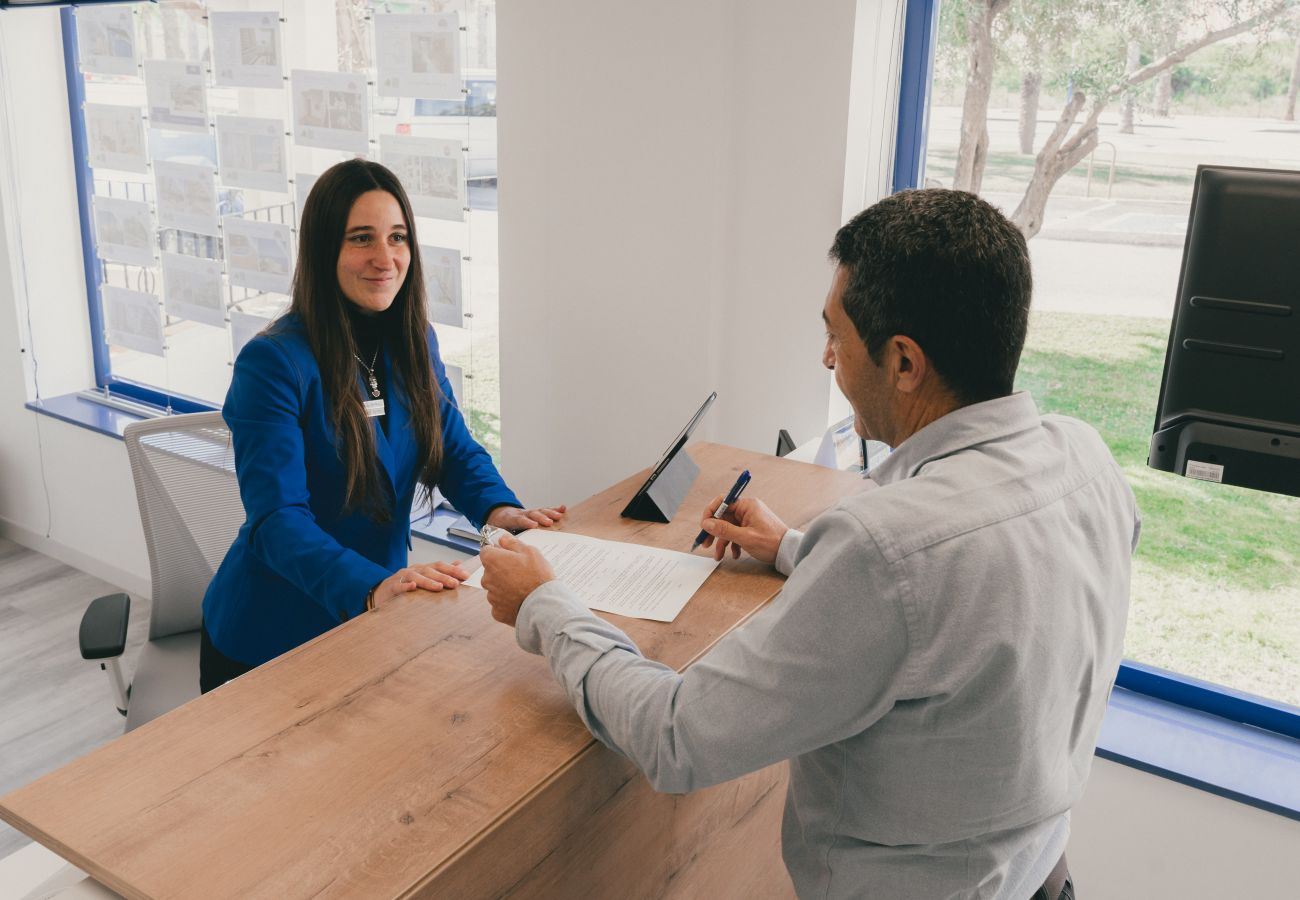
353, 347, 381, 398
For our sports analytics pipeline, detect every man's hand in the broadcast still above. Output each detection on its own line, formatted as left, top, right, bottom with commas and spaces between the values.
486, 504, 568, 531
479, 533, 556, 626
697, 497, 789, 564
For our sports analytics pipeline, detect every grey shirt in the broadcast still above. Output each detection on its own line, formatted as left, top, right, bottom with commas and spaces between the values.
516, 393, 1140, 899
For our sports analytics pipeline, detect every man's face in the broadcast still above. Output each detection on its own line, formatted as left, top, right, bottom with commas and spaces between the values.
822, 266, 892, 443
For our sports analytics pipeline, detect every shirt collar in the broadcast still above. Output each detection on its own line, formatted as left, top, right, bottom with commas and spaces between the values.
868, 392, 1041, 487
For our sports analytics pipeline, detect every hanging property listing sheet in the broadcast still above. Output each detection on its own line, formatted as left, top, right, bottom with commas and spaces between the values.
216, 115, 288, 193
222, 217, 293, 296
161, 252, 226, 329
421, 244, 463, 327
102, 286, 165, 357
374, 13, 463, 100
294, 171, 318, 226
380, 134, 465, 222
291, 70, 369, 153
75, 5, 139, 78
210, 11, 284, 89
443, 362, 464, 408
84, 104, 148, 174
92, 196, 155, 268
153, 160, 219, 236
230, 309, 274, 358
144, 61, 209, 133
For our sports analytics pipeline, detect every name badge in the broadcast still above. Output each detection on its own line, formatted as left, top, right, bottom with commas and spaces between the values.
363, 399, 385, 417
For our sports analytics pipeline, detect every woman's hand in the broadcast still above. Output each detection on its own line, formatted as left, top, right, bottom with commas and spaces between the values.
370, 561, 470, 608
486, 504, 568, 531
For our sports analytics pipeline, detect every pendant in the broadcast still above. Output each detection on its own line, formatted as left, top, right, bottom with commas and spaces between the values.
368, 373, 380, 398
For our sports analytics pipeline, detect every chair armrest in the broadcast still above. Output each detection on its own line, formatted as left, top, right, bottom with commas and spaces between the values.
79, 592, 131, 660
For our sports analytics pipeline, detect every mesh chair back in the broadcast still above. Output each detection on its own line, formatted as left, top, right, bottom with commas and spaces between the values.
123, 412, 244, 641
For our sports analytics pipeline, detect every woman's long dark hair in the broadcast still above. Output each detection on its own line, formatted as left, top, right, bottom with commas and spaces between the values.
292, 159, 443, 521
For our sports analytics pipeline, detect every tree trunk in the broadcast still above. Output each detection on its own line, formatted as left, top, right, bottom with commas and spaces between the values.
953, 1, 1010, 192
1018, 72, 1042, 153
1154, 24, 1177, 116
1285, 32, 1300, 120
1119, 40, 1141, 134
1012, 91, 1099, 238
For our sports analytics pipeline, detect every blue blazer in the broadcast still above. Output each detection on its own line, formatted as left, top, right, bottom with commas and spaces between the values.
202, 313, 520, 666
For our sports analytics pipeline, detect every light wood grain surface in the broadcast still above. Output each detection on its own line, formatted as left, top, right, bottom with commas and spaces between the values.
0, 443, 864, 899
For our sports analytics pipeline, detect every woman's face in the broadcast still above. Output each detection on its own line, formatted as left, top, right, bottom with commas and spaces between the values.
337, 189, 410, 314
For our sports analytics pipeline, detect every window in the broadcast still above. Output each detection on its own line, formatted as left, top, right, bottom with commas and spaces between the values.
905, 0, 1299, 708
64, 0, 503, 459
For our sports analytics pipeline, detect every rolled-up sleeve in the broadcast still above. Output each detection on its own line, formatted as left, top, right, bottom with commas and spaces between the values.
515, 509, 911, 794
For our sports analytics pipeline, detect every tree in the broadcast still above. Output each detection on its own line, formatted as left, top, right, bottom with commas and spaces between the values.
1012, 1, 1296, 237
1286, 28, 1300, 119
952, 0, 1013, 192
944, 0, 1297, 237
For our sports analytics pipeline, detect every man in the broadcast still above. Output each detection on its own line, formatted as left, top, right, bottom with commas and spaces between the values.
479, 190, 1139, 899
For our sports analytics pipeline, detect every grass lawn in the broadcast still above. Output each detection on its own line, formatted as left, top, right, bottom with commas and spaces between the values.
1017, 311, 1300, 706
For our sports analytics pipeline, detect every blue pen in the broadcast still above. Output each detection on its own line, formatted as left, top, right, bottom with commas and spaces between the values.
692, 469, 751, 551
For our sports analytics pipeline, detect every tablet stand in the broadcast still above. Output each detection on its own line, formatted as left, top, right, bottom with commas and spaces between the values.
621, 446, 699, 522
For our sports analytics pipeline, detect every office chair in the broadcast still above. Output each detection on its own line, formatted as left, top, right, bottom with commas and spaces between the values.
78, 411, 244, 731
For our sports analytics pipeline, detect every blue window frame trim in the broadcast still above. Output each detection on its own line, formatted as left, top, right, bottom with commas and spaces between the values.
891, 0, 1300, 760
892, 0, 939, 194
61, 7, 216, 416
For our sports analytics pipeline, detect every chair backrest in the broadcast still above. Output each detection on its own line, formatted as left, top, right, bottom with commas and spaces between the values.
123, 411, 244, 641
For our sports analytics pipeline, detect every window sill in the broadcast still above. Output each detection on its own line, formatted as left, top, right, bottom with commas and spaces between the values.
26, 393, 147, 439
23, 394, 1300, 819
1096, 686, 1300, 821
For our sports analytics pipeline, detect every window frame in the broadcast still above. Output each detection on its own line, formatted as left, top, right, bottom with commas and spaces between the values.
61, 5, 213, 415
891, 0, 1299, 740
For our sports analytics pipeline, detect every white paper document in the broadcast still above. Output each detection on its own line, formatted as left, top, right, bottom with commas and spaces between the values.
216, 115, 288, 193
222, 216, 293, 295
76, 5, 139, 78
153, 160, 219, 236
85, 104, 148, 174
422, 244, 463, 327
465, 530, 719, 623
443, 362, 464, 407
291, 70, 369, 153
161, 252, 225, 328
210, 11, 284, 89
102, 286, 164, 357
381, 134, 465, 221
375, 13, 463, 100
144, 60, 208, 133
93, 196, 155, 267
229, 309, 275, 358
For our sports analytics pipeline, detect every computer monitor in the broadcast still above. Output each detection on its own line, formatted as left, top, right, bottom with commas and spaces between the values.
1148, 164, 1300, 498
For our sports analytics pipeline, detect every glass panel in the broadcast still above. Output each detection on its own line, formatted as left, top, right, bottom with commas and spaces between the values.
924, 1, 1299, 705
71, 0, 502, 456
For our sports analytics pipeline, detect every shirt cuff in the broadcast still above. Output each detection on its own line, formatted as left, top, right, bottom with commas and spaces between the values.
515, 579, 600, 655
775, 528, 804, 576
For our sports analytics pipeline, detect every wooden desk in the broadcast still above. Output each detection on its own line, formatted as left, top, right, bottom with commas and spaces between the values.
0, 443, 864, 899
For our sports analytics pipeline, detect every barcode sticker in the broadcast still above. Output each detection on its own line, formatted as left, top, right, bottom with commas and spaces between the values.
1185, 460, 1224, 483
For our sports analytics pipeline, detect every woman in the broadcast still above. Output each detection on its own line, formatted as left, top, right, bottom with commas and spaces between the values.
200, 159, 564, 693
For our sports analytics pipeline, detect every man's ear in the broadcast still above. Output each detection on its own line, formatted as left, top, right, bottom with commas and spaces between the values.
892, 336, 927, 394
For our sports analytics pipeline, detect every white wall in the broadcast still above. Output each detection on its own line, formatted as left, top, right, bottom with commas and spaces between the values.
496, 0, 866, 506
0, 4, 1296, 895
0, 8, 149, 596
1071, 758, 1300, 896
